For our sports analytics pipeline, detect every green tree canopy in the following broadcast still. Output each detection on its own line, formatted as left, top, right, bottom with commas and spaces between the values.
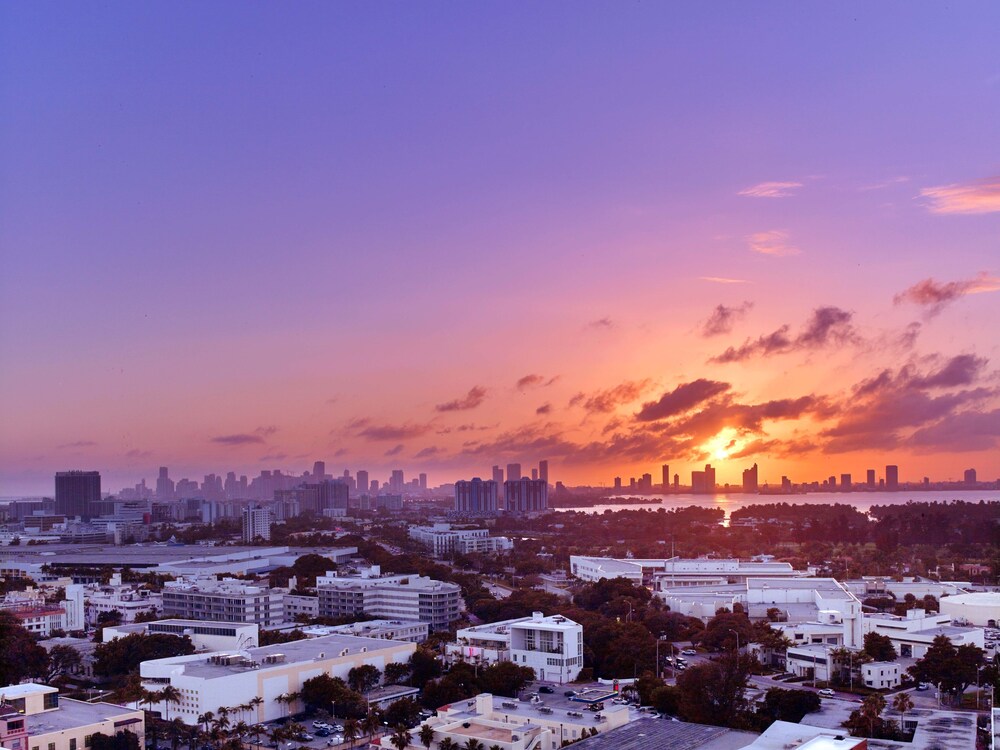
94, 633, 195, 685
0, 611, 50, 685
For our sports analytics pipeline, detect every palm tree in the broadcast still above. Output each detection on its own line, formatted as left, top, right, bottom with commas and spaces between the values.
360, 712, 381, 745
198, 712, 216, 736
247, 697, 265, 723
437, 739, 458, 750
860, 694, 886, 738
892, 692, 913, 734
489, 745, 502, 750
462, 740, 484, 750
160, 686, 182, 721
417, 724, 435, 750
167, 718, 187, 750
342, 719, 360, 750
389, 726, 411, 750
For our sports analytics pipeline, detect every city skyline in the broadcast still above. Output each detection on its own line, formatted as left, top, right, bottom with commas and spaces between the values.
3, 4, 1000, 495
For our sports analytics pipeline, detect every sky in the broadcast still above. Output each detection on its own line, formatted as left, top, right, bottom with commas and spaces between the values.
2, 3, 999, 495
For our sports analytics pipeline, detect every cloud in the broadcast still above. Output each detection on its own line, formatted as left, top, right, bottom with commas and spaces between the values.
747, 230, 800, 256
636, 379, 732, 422
333, 448, 348, 457
711, 306, 857, 363
255, 425, 279, 437
909, 408, 1000, 452
414, 446, 442, 458
125, 449, 152, 459
738, 181, 803, 198
384, 444, 405, 457
920, 176, 1000, 214
435, 386, 488, 412
352, 421, 433, 441
702, 301, 754, 337
911, 354, 988, 389
569, 380, 652, 413
211, 434, 265, 446
58, 440, 97, 449
893, 272, 1000, 317
516, 374, 559, 391
536, 403, 552, 415
588, 317, 615, 329
259, 452, 288, 462
700, 276, 750, 284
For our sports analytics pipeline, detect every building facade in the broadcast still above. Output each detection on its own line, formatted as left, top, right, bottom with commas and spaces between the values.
316, 568, 461, 630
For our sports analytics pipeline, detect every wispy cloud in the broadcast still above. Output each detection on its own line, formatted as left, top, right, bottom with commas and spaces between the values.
255, 425, 278, 437
711, 306, 857, 363
414, 445, 441, 458
920, 176, 1000, 214
738, 181, 802, 198
384, 444, 405, 457
435, 386, 488, 412
569, 380, 653, 413
700, 276, 750, 284
211, 434, 265, 446
893, 272, 1000, 316
354, 422, 433, 441
516, 374, 558, 391
58, 440, 97, 449
636, 379, 732, 422
536, 403, 552, 415
747, 230, 800, 256
859, 175, 910, 192
588, 317, 614, 329
702, 301, 753, 337
125, 449, 152, 459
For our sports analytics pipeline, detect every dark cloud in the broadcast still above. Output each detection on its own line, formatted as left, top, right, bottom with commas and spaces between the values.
909, 408, 1000, 452
893, 272, 1000, 317
636, 379, 731, 422
211, 434, 265, 446
384, 444, 405, 457
569, 380, 652, 413
58, 440, 97, 449
435, 386, 488, 412
255, 425, 279, 437
333, 448, 348, 457
702, 302, 753, 337
711, 306, 858, 363
536, 403, 553, 415
517, 374, 545, 390
415, 446, 442, 458
589, 317, 614, 329
911, 354, 988, 389
356, 422, 433, 441
653, 395, 827, 444
259, 453, 288, 462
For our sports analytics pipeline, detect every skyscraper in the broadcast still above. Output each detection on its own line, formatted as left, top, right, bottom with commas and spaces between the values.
356, 470, 369, 495
156, 467, 175, 501
55, 470, 101, 520
506, 463, 522, 482
504, 477, 547, 513
390, 470, 405, 492
531, 468, 538, 480
661, 464, 669, 490
866, 469, 876, 488
454, 478, 499, 513
313, 461, 326, 481
964, 468, 976, 484
742, 463, 758, 493
492, 465, 504, 484
538, 460, 549, 485
885, 465, 899, 491
419, 473, 427, 490
242, 506, 272, 543
841, 473, 852, 490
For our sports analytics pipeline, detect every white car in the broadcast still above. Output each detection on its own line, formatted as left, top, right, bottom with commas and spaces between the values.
682, 649, 697, 655
818, 689, 835, 697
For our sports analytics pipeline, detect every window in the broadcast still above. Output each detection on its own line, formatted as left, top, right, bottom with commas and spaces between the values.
43, 693, 59, 710
70, 740, 77, 750
85, 736, 93, 747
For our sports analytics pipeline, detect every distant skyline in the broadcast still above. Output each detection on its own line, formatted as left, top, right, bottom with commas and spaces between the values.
2, 4, 999, 496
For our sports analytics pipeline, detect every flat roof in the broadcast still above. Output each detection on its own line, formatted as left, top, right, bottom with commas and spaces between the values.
25, 699, 140, 734
445, 721, 513, 742
0, 684, 57, 698
573, 717, 757, 750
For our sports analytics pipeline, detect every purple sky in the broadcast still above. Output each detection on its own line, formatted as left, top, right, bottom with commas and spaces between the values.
2, 3, 999, 494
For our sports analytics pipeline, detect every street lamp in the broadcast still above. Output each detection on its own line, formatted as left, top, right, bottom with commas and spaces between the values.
655, 634, 670, 680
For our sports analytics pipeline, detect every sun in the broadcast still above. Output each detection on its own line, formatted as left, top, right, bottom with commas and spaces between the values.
704, 429, 742, 462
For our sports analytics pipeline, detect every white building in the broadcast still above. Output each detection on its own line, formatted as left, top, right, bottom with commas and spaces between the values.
0, 684, 144, 750
570, 556, 805, 586
408, 524, 513, 557
102, 619, 259, 651
785, 644, 833, 682
139, 633, 415, 724
863, 609, 985, 658
282, 594, 319, 622
445, 612, 584, 683
85, 576, 162, 626
316, 567, 461, 630
939, 591, 1000, 627
242, 507, 273, 543
162, 578, 285, 626
860, 661, 901, 689
376, 693, 631, 750
297, 619, 429, 643
0, 590, 65, 637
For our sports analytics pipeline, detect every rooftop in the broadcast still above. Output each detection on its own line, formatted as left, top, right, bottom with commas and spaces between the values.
574, 717, 757, 750
25, 699, 140, 735
0, 684, 57, 698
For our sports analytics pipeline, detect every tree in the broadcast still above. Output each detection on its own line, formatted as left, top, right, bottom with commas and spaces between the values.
348, 664, 382, 694
755, 688, 821, 726
46, 643, 83, 681
696, 611, 754, 653
361, 711, 383, 744
463, 740, 484, 750
389, 726, 411, 750
409, 648, 443, 685
863, 632, 897, 662
650, 685, 679, 715
417, 724, 435, 750
384, 661, 411, 685
342, 719, 360, 749
94, 633, 195, 685
0, 611, 50, 685
477, 662, 535, 698
383, 698, 422, 728
437, 740, 458, 750
892, 692, 913, 735
159, 685, 182, 720
676, 656, 749, 728
908, 635, 985, 704
90, 732, 141, 750
844, 693, 897, 740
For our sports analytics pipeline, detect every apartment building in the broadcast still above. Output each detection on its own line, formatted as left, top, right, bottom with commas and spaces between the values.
408, 524, 513, 557
316, 567, 461, 630
161, 578, 285, 627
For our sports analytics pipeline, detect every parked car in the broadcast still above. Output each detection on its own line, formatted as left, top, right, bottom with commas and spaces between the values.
682, 649, 697, 655
819, 689, 835, 697
916, 683, 929, 691
539, 686, 554, 693
315, 729, 330, 737
564, 690, 576, 697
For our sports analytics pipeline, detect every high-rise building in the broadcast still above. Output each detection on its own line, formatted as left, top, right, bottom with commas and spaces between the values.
885, 465, 899, 491
356, 470, 369, 496
531, 468, 538, 480
866, 469, 876, 488
506, 463, 522, 483
390, 470, 405, 493
613, 477, 622, 490
242, 506, 273, 542
317, 480, 349, 513
156, 467, 174, 501
419, 473, 428, 490
55, 470, 101, 520
841, 473, 852, 490
964, 468, 977, 484
538, 460, 549, 485
454, 478, 499, 513
313, 461, 326, 481
742, 463, 758, 493
661, 464, 669, 490
370, 479, 379, 494
691, 464, 716, 494
492, 465, 504, 484
640, 473, 652, 491
503, 478, 548, 513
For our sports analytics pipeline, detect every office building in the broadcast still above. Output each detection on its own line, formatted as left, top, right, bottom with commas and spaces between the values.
297, 619, 429, 644
538, 460, 549, 484
242, 506, 272, 543
613, 477, 622, 490
840, 473, 852, 490
503, 477, 547, 513
885, 464, 899, 491
866, 469, 876, 488
661, 464, 669, 490
506, 463, 522, 482
55, 471, 101, 520
691, 464, 716, 494
85, 576, 162, 626
390, 470, 405, 492
742, 463, 758, 493
161, 578, 285, 626
418, 473, 427, 490
139, 634, 415, 725
863, 608, 984, 658
409, 524, 512, 556
454, 478, 499, 513
316, 567, 461, 629
0, 684, 144, 750
964, 468, 977, 484
156, 467, 174, 501
445, 611, 584, 683
531, 468, 538, 480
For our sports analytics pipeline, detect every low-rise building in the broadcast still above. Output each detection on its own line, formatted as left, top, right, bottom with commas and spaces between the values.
863, 609, 985, 658
445, 612, 584, 683
282, 594, 319, 623
139, 633, 416, 724
860, 660, 901, 689
785, 644, 833, 682
316, 567, 461, 630
376, 693, 631, 750
102, 619, 259, 651
298, 619, 429, 643
570, 556, 805, 586
85, 577, 162, 626
161, 578, 285, 626
408, 524, 513, 557
0, 684, 144, 750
